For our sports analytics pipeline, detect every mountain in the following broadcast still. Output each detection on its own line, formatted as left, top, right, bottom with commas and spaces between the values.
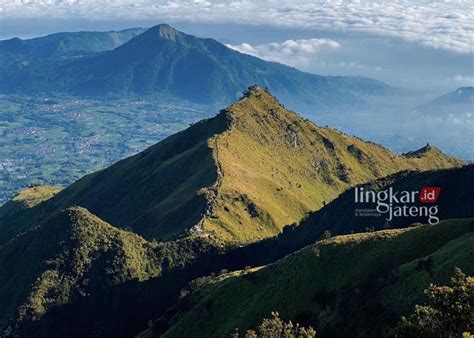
225, 164, 474, 268
0, 28, 146, 62
0, 87, 462, 246
0, 89, 467, 338
1, 167, 472, 338
150, 218, 474, 338
0, 206, 186, 338
418, 87, 474, 115
0, 24, 393, 107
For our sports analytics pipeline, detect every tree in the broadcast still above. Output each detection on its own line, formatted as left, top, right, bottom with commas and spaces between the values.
232, 311, 316, 337
394, 267, 473, 337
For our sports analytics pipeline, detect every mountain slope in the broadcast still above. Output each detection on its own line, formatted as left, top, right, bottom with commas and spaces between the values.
0, 24, 393, 107
0, 28, 146, 62
0, 87, 462, 245
418, 87, 474, 115
0, 185, 61, 220
1, 166, 472, 338
0, 204, 223, 338
194, 87, 462, 243
155, 219, 474, 338
226, 164, 474, 268
0, 206, 162, 337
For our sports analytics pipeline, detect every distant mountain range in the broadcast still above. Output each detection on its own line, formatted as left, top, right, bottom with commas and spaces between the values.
0, 24, 393, 107
0, 88, 468, 338
418, 87, 474, 115
0, 27, 145, 61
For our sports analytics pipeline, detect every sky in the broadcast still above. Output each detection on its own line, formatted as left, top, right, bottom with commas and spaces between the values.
1, 0, 473, 93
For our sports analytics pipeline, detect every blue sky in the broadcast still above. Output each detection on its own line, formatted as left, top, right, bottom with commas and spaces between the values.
1, 0, 473, 93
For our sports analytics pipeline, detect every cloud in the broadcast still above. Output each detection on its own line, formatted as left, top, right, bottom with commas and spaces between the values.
227, 38, 340, 67
453, 74, 474, 86
1, 0, 473, 54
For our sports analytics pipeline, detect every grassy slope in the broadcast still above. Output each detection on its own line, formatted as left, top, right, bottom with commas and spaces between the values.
0, 88, 462, 246
200, 87, 462, 243
0, 206, 162, 336
0, 185, 61, 220
159, 219, 474, 338
0, 113, 228, 244
225, 165, 474, 269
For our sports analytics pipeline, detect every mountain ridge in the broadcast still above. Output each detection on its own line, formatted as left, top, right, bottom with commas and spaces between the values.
1, 165, 473, 338
418, 86, 474, 115
0, 87, 463, 246
154, 218, 474, 338
0, 24, 395, 108
0, 27, 146, 61
0, 89, 468, 338
0, 206, 162, 336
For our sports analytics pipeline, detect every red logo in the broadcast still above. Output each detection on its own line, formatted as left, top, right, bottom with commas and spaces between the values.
419, 187, 441, 203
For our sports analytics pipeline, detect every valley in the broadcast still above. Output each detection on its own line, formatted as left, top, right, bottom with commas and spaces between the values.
0, 94, 213, 203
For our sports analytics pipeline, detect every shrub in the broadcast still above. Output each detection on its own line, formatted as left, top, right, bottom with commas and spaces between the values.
393, 267, 473, 337
232, 311, 316, 338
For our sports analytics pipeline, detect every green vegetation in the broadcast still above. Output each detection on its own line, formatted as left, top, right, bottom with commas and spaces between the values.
0, 94, 211, 204
0, 207, 163, 336
0, 89, 469, 338
236, 165, 474, 267
0, 24, 392, 108
0, 185, 61, 220
157, 219, 474, 338
0, 204, 222, 338
393, 268, 473, 338
0, 87, 462, 246
10, 185, 61, 207
201, 87, 461, 243
232, 311, 317, 338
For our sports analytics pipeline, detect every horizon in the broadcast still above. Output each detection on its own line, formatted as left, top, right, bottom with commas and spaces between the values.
1, 3, 474, 338
1, 21, 472, 96
1, 0, 473, 93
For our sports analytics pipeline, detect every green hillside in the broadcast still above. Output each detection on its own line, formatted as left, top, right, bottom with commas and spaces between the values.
226, 165, 474, 268
0, 87, 462, 245
0, 24, 394, 108
0, 206, 163, 336
0, 185, 61, 220
0, 89, 468, 338
1, 164, 472, 338
198, 87, 462, 242
0, 204, 223, 338
155, 219, 474, 338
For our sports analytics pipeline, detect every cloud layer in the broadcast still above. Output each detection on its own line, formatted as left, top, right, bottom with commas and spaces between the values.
227, 38, 340, 67
1, 0, 473, 54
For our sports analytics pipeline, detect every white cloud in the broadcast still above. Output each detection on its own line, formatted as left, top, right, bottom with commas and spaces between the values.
227, 38, 340, 67
1, 0, 473, 54
453, 74, 474, 86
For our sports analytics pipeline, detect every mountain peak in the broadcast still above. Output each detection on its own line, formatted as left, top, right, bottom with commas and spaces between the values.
402, 144, 438, 158
455, 86, 474, 94
243, 85, 265, 96
214, 85, 307, 147
401, 144, 462, 168
224, 85, 287, 122
145, 23, 183, 41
